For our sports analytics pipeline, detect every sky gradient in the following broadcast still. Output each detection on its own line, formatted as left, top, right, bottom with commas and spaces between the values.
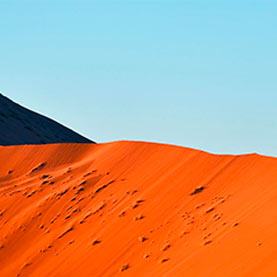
1, 1, 277, 155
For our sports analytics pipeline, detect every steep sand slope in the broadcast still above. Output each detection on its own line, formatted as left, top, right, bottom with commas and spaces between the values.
1, 141, 277, 276
0, 94, 93, 145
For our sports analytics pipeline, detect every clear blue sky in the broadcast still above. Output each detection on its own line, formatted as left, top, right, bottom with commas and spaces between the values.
1, 1, 277, 155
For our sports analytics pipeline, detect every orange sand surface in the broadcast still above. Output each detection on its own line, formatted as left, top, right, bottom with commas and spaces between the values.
1, 141, 277, 276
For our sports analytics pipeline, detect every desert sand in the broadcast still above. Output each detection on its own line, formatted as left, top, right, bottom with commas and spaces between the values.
1, 141, 277, 276
0, 94, 93, 145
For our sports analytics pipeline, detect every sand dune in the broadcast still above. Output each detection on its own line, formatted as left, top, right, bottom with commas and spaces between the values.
0, 94, 93, 145
1, 141, 277, 276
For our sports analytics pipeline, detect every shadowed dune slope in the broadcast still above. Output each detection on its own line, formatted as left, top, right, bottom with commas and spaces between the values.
0, 94, 93, 145
1, 141, 277, 276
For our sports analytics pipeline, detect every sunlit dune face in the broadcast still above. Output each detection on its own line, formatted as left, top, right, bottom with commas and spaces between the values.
0, 141, 276, 276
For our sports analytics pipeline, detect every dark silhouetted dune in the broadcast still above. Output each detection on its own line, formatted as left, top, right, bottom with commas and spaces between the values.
0, 94, 93, 145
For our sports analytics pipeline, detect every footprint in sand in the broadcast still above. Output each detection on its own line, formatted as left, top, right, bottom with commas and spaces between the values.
92, 239, 101, 245
120, 264, 130, 272
159, 258, 169, 264
134, 215, 145, 221
138, 236, 148, 242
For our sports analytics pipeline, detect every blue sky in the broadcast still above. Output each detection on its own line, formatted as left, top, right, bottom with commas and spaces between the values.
1, 1, 277, 155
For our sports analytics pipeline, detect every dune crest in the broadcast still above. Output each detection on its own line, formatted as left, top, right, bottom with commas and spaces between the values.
1, 141, 277, 276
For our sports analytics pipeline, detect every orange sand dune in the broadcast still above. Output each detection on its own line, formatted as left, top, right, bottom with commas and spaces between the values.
1, 141, 277, 276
